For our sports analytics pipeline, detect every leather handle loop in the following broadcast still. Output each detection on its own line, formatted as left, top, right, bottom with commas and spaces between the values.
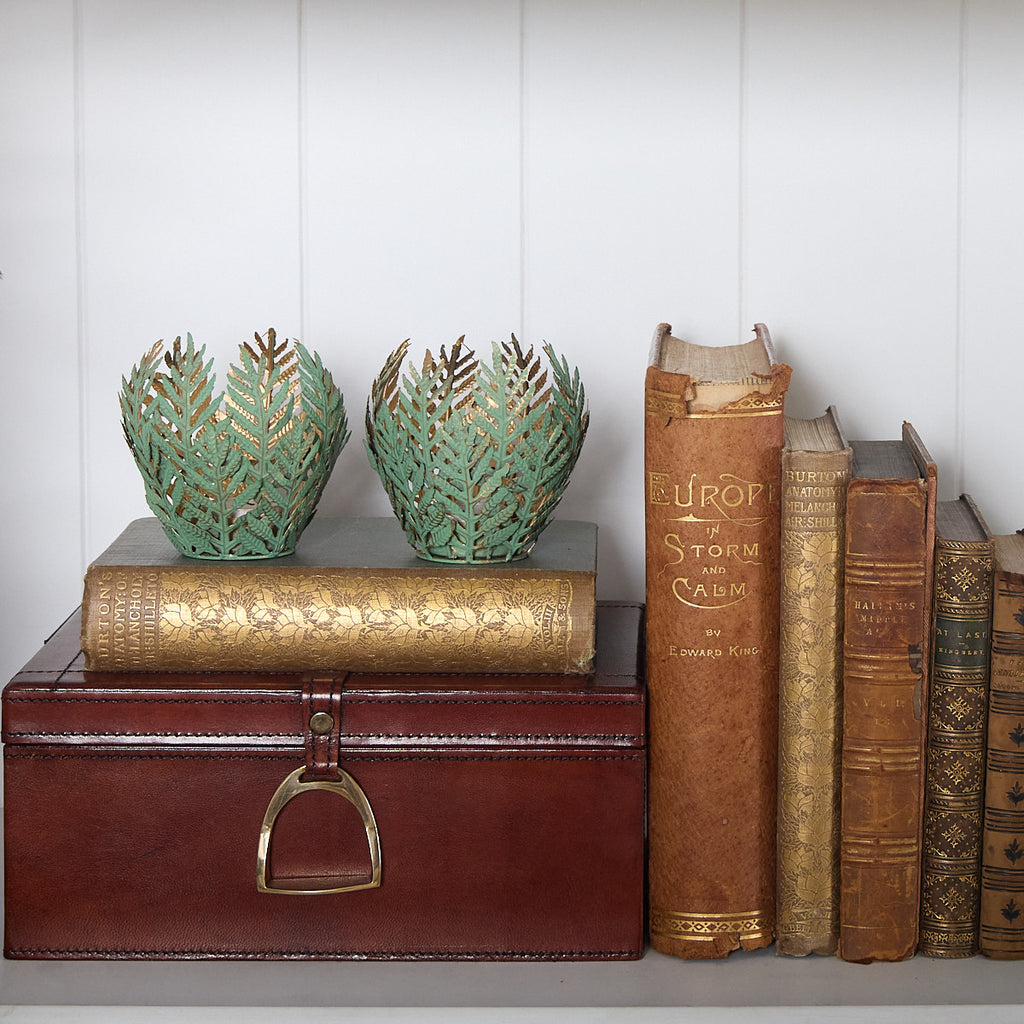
303, 673, 348, 780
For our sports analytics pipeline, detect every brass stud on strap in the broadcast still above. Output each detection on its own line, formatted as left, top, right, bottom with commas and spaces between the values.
309, 711, 334, 735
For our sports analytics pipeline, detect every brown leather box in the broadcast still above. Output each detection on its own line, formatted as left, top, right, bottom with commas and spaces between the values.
3, 602, 645, 961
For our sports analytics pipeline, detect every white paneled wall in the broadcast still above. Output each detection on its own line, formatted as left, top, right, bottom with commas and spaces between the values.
3, 0, 1024, 686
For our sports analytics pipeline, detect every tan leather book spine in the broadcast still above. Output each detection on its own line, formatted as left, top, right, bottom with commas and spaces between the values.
920, 496, 993, 958
644, 322, 791, 959
839, 424, 937, 963
980, 533, 1024, 959
776, 421, 850, 956
80, 517, 596, 674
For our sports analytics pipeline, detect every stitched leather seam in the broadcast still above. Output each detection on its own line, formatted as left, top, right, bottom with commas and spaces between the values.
37, 669, 637, 681
5, 731, 298, 739
4, 751, 643, 762
5, 696, 294, 705
5, 947, 639, 958
5, 695, 638, 706
5, 730, 639, 741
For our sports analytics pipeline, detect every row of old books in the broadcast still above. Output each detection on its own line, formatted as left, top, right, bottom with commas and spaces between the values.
644, 322, 1024, 963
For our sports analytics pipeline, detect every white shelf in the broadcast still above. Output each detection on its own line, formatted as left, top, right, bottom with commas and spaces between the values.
0, 945, 1019, 1016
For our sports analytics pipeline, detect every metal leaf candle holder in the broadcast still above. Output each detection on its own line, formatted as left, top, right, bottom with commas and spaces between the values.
365, 335, 589, 563
121, 329, 349, 559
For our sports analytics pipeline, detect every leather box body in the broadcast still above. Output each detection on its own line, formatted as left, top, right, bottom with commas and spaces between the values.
3, 603, 645, 961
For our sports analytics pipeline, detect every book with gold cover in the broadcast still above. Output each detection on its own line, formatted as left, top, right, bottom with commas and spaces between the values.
776, 407, 851, 957
980, 531, 1024, 959
839, 423, 937, 963
920, 496, 993, 958
80, 516, 596, 674
644, 322, 791, 959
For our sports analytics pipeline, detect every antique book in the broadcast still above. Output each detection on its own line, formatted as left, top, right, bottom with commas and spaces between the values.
644, 321, 791, 959
980, 532, 1024, 959
920, 496, 993, 958
776, 407, 851, 957
80, 516, 597, 674
838, 424, 937, 963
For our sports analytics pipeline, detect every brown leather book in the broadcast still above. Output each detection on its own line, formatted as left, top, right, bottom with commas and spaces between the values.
80, 516, 596, 674
920, 496, 993, 958
839, 424, 937, 963
980, 532, 1024, 959
776, 407, 851, 956
644, 322, 791, 959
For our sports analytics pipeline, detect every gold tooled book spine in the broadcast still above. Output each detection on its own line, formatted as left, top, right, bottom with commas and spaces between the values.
80, 564, 595, 674
980, 535, 1024, 959
776, 447, 850, 957
920, 516, 993, 958
644, 323, 791, 960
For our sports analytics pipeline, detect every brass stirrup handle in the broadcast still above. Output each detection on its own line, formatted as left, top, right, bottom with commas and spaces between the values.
256, 766, 382, 895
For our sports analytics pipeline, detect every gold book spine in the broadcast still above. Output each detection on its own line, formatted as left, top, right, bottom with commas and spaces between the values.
920, 533, 992, 958
80, 565, 595, 674
776, 448, 850, 956
980, 549, 1024, 958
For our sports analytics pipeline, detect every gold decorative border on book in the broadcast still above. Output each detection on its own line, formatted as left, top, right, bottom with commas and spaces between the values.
645, 390, 689, 418
649, 908, 773, 942
841, 835, 919, 865
918, 928, 978, 957
684, 408, 783, 420
645, 389, 784, 419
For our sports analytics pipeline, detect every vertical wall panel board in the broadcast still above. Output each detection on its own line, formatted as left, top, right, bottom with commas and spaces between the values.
523, 0, 744, 602
78, 0, 302, 560
959, 1, 1024, 535
0, 0, 82, 684
743, 0, 962, 489
302, 1, 523, 518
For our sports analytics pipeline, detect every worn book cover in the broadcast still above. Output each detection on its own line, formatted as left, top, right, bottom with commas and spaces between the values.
644, 322, 791, 959
920, 496, 993, 958
839, 424, 937, 963
980, 532, 1024, 959
776, 407, 851, 957
80, 516, 596, 674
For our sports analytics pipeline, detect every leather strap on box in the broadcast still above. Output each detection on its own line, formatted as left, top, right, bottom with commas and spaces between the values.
303, 673, 348, 779
256, 670, 382, 896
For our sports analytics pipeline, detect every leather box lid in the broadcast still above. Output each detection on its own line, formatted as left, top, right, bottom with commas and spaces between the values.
3, 602, 644, 752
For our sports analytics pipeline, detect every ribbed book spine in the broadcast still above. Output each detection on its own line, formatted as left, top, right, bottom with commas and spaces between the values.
980, 536, 1024, 958
919, 514, 992, 957
776, 448, 849, 956
839, 434, 936, 963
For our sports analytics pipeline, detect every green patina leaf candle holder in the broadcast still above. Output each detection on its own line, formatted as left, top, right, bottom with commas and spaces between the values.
121, 328, 350, 559
365, 335, 589, 563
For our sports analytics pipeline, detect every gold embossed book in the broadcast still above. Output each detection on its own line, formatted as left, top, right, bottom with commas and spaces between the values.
644, 322, 791, 959
920, 496, 993, 958
80, 517, 596, 674
776, 407, 851, 957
